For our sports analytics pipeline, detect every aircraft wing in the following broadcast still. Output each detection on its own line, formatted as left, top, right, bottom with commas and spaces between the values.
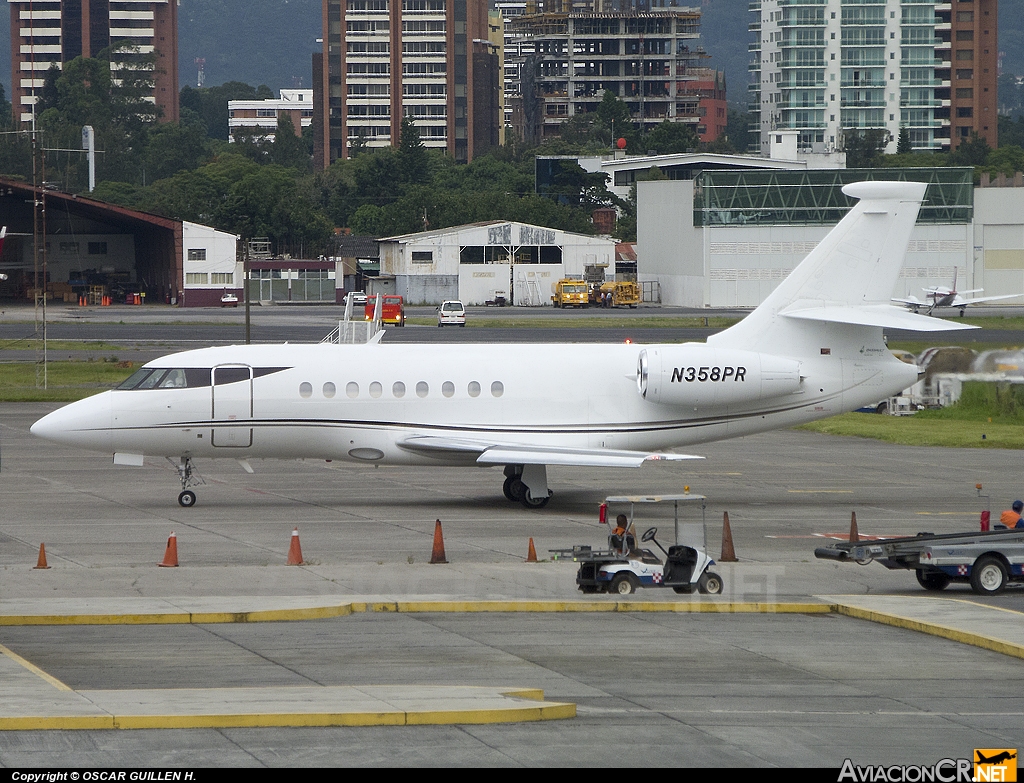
398, 435, 703, 468
891, 295, 925, 309
780, 304, 978, 331
955, 293, 1022, 306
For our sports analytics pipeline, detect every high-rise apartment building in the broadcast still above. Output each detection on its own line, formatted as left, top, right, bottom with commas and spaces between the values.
8, 0, 179, 126
506, 1, 717, 145
315, 0, 500, 168
748, 0, 993, 155
948, 0, 996, 148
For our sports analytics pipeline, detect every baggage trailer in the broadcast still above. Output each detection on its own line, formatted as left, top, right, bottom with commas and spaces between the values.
814, 529, 1024, 595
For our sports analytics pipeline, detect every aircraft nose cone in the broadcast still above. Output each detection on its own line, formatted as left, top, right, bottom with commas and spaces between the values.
31, 392, 113, 451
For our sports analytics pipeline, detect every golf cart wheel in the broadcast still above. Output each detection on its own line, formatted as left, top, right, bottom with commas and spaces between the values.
610, 573, 638, 595
915, 569, 950, 591
970, 556, 1009, 596
698, 571, 723, 595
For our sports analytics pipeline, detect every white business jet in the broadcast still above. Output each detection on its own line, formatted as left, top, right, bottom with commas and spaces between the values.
892, 266, 1021, 316
32, 181, 972, 508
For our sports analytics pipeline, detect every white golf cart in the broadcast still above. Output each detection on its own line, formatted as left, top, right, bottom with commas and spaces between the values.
551, 494, 723, 596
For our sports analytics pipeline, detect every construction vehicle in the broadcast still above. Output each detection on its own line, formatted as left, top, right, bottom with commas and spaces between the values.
594, 280, 640, 308
551, 278, 589, 308
365, 294, 405, 327
814, 528, 1024, 595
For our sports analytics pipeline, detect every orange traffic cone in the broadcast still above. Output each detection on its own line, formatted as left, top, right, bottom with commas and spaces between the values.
526, 537, 538, 562
286, 528, 304, 565
159, 532, 179, 567
429, 519, 448, 564
720, 511, 738, 562
849, 511, 859, 544
33, 543, 51, 570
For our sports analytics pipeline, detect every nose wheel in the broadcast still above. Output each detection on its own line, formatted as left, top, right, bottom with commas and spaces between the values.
169, 456, 204, 508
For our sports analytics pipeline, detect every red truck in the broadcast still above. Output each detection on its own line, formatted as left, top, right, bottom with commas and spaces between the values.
365, 294, 406, 327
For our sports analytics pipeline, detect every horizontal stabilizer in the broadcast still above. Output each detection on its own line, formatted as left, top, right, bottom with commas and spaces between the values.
399, 435, 702, 468
780, 304, 977, 332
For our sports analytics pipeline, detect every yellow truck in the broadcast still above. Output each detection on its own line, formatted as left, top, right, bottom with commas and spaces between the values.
551, 278, 590, 308
595, 280, 640, 308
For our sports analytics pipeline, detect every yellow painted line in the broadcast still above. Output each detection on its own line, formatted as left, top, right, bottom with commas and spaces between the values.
830, 603, 1024, 661
0, 601, 831, 625
0, 716, 115, 731
0, 641, 74, 691
944, 599, 1024, 617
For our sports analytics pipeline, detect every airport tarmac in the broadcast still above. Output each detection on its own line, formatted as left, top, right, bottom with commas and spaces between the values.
1, 399, 1023, 766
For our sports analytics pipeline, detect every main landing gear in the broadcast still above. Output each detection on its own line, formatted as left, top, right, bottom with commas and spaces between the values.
502, 464, 552, 509
169, 456, 205, 507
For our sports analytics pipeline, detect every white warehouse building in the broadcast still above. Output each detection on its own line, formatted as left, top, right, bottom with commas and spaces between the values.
636, 167, 1024, 309
377, 221, 616, 306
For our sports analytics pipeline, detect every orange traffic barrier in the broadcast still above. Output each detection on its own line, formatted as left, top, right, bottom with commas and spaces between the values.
429, 519, 448, 564
286, 527, 304, 565
720, 511, 738, 562
526, 537, 538, 562
849, 511, 859, 544
33, 543, 51, 570
159, 532, 179, 567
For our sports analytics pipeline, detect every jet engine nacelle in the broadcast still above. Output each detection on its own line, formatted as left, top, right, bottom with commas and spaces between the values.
637, 346, 803, 408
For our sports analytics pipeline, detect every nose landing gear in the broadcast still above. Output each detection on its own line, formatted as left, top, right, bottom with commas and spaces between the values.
169, 456, 204, 507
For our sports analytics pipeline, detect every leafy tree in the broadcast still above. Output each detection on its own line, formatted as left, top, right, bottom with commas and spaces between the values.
396, 115, 431, 185
271, 112, 310, 172
723, 108, 754, 154
144, 120, 213, 182
999, 114, 1024, 149
844, 128, 890, 168
641, 120, 698, 155
596, 90, 637, 149
896, 127, 912, 155
981, 145, 1024, 177
950, 133, 991, 167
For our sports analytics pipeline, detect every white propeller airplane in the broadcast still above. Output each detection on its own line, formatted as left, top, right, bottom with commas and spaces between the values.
32, 181, 974, 508
892, 266, 1020, 316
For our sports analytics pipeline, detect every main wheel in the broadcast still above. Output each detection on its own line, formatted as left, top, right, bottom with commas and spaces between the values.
916, 569, 951, 591
970, 556, 1009, 595
178, 490, 196, 508
697, 571, 723, 595
610, 573, 638, 595
521, 489, 550, 509
502, 475, 517, 502
507, 477, 526, 503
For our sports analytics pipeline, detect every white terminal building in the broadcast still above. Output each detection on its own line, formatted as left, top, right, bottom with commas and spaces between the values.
637, 166, 1024, 309
376, 221, 615, 305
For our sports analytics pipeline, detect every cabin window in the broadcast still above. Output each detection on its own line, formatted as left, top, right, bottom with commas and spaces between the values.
442, 381, 455, 398
416, 381, 429, 398
393, 381, 406, 398
369, 381, 382, 398
347, 382, 359, 398
491, 381, 504, 397
299, 382, 313, 398
468, 381, 480, 397
323, 382, 336, 398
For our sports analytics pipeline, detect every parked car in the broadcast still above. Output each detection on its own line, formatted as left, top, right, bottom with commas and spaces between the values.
346, 291, 368, 308
220, 291, 239, 307
437, 300, 466, 327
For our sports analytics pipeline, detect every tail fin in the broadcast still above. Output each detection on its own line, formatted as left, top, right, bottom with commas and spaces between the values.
710, 181, 972, 353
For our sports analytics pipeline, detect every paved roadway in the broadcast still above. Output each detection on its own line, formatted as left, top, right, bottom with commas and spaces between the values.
1, 305, 1023, 767
1, 396, 1024, 766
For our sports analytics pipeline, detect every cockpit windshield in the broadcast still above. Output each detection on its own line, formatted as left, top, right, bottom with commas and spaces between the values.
117, 366, 289, 390
118, 368, 212, 390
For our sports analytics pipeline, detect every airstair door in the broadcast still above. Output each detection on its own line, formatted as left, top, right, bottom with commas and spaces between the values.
212, 364, 253, 448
